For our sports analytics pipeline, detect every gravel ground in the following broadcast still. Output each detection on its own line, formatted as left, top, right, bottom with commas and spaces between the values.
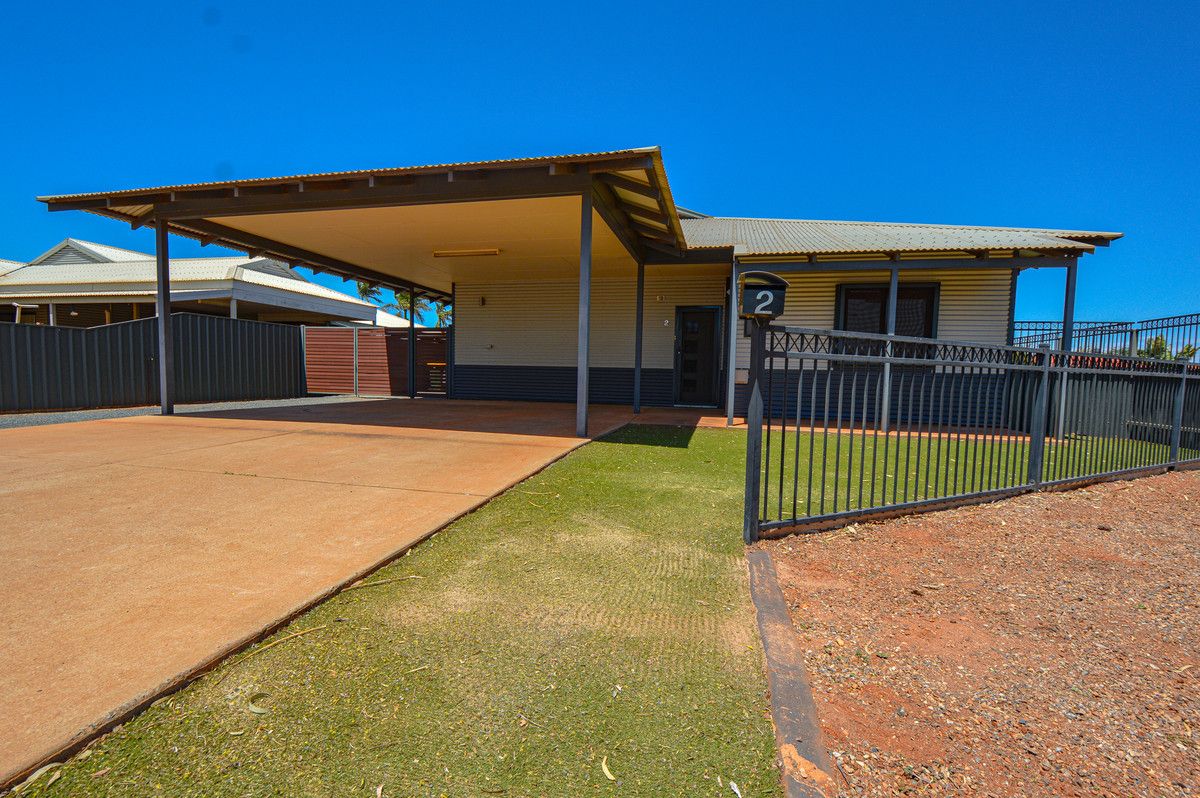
764, 470, 1200, 798
0, 395, 371, 429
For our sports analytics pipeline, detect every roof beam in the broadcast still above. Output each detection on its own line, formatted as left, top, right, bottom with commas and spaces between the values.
738, 255, 1078, 273
589, 183, 644, 264
49, 169, 592, 220
643, 247, 734, 266
161, 217, 451, 300
628, 220, 676, 243
622, 204, 669, 225
595, 173, 660, 201
586, 156, 654, 172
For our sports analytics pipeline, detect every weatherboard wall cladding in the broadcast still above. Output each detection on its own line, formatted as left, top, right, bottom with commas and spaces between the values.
0, 314, 305, 412
733, 268, 1013, 371
453, 269, 728, 370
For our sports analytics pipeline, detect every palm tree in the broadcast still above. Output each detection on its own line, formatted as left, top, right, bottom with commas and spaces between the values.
356, 281, 383, 304
433, 302, 453, 328
393, 292, 432, 322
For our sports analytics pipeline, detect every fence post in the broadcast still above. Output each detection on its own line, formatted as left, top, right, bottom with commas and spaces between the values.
1170, 358, 1188, 466
743, 320, 766, 544
1027, 345, 1052, 486
352, 327, 360, 397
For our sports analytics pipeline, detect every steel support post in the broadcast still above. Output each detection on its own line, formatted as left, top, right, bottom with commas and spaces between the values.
743, 319, 767, 543
154, 222, 175, 415
576, 191, 593, 437
633, 260, 644, 414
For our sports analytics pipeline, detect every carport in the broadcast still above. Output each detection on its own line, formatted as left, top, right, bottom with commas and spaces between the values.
39, 149, 697, 436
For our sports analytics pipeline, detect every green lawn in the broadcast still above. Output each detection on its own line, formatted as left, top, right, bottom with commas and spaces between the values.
759, 427, 1193, 521
31, 426, 779, 798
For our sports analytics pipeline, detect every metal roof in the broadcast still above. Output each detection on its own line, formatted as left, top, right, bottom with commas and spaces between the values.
35, 148, 1120, 270
680, 217, 1122, 257
36, 147, 663, 201
37, 148, 687, 286
0, 253, 373, 306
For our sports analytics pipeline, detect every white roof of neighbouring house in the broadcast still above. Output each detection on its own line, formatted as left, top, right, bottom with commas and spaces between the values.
0, 258, 22, 276
0, 239, 377, 321
333, 307, 425, 328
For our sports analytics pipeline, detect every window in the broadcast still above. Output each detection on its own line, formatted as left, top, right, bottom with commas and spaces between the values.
836, 283, 939, 338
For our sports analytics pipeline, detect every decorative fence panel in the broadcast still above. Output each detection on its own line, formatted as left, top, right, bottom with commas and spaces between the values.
1014, 313, 1200, 361
743, 325, 1200, 541
0, 314, 305, 413
301, 327, 448, 397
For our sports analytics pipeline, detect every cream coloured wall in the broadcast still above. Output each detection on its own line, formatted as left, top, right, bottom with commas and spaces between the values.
734, 267, 1013, 371
454, 265, 729, 369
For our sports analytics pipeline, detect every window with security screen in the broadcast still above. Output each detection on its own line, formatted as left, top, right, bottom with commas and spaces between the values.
836, 283, 939, 338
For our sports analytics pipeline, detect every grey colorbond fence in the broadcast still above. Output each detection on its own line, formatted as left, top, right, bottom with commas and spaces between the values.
743, 324, 1200, 541
0, 313, 305, 412
1014, 313, 1200, 362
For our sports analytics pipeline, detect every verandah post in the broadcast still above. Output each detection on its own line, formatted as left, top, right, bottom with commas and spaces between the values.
880, 263, 899, 433
576, 190, 593, 437
726, 260, 740, 426
1027, 344, 1053, 485
633, 260, 644, 414
408, 284, 417, 399
743, 319, 767, 544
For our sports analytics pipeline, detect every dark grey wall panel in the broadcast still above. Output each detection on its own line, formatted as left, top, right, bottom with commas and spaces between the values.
453, 365, 676, 406
0, 314, 305, 412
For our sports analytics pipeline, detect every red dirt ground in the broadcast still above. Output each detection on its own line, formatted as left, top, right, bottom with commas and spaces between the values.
764, 470, 1200, 797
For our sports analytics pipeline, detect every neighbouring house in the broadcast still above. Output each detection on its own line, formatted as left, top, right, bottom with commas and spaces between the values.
333, 307, 425, 329
37, 147, 1121, 434
0, 238, 404, 327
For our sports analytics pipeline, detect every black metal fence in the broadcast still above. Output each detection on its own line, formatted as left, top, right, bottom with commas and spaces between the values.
0, 313, 306, 412
743, 324, 1200, 541
1014, 313, 1200, 361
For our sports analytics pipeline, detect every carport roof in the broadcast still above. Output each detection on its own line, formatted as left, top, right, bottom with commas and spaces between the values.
38, 148, 689, 297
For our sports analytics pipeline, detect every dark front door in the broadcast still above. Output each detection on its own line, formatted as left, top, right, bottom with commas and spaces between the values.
674, 306, 722, 406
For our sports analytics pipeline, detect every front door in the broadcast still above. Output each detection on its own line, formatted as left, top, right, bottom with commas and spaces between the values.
674, 306, 722, 406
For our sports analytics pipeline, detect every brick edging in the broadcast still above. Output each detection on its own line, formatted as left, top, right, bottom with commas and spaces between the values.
746, 549, 839, 798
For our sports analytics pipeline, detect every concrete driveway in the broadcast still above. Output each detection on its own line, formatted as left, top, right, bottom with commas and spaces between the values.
0, 398, 651, 787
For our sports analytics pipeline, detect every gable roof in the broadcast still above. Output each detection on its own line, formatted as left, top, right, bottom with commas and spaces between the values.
0, 258, 22, 276
0, 246, 373, 310
680, 217, 1123, 258
30, 238, 153, 265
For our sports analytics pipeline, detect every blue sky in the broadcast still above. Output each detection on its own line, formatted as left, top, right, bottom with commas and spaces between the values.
1, 1, 1196, 323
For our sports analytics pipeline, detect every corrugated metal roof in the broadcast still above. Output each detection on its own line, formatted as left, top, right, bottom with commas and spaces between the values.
0, 254, 371, 305
28, 238, 152, 265
36, 148, 661, 201
680, 217, 1122, 256
0, 258, 22, 276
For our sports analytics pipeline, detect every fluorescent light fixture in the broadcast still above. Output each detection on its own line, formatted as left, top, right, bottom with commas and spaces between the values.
432, 248, 501, 258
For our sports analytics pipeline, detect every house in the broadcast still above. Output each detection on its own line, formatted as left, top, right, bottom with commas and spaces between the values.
37, 147, 1120, 433
0, 238, 389, 327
